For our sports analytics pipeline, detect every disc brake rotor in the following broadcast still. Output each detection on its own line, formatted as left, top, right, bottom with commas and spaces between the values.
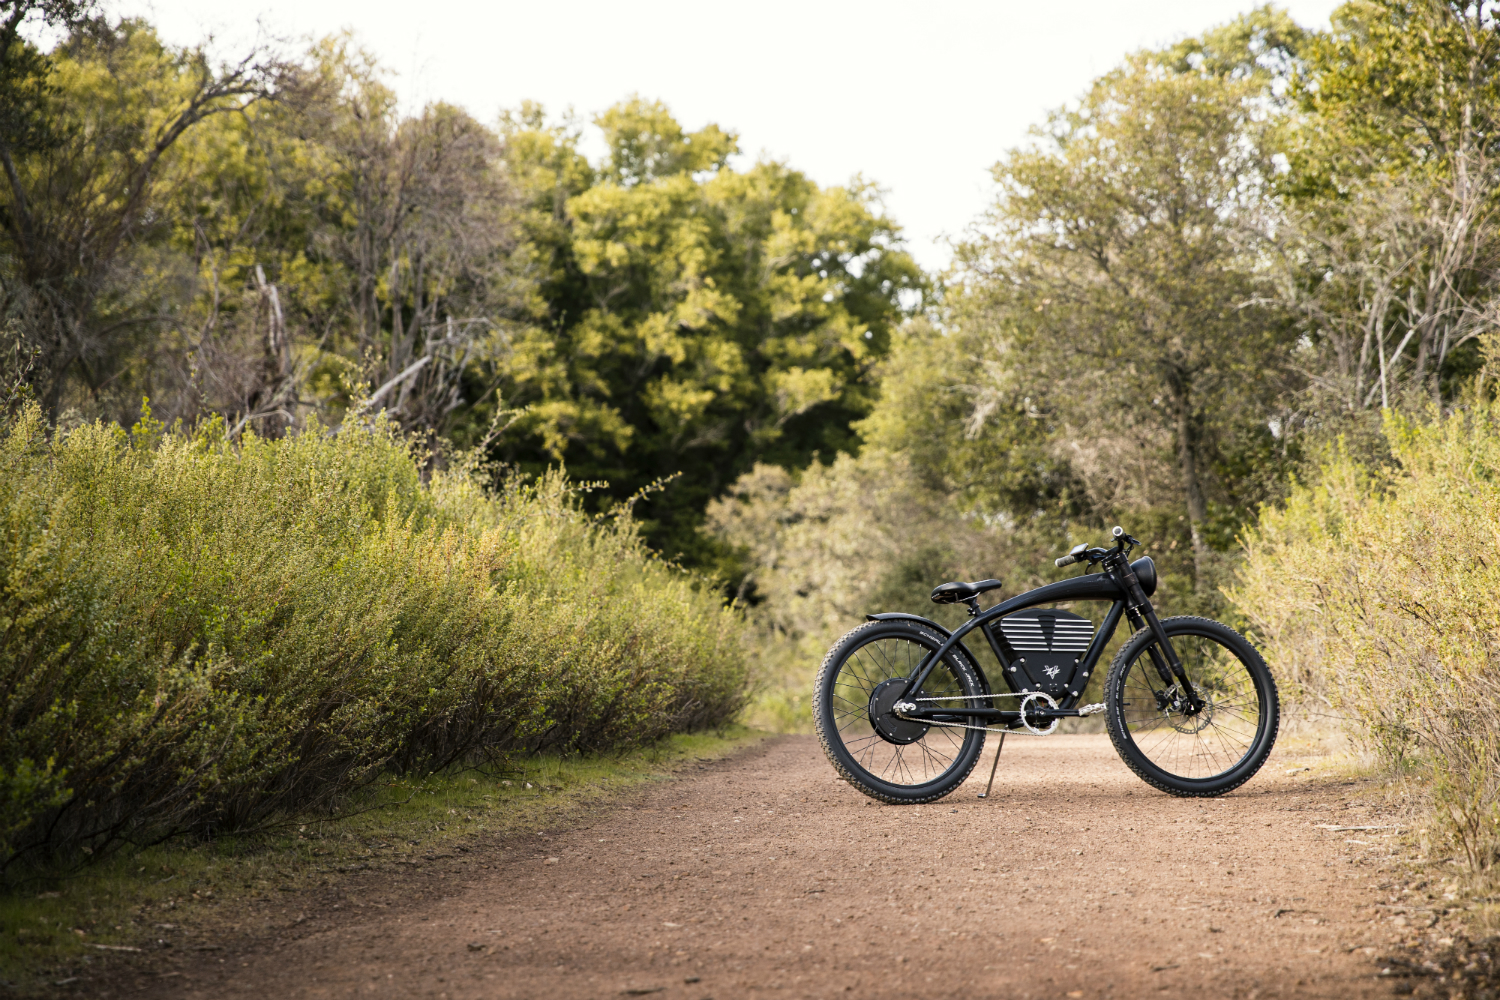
1170, 694, 1215, 734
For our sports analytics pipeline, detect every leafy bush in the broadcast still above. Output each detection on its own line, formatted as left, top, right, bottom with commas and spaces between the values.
0, 404, 745, 875
706, 450, 1097, 732
1231, 403, 1500, 871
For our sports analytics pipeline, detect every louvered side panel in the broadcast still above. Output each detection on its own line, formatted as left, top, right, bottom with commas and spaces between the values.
1048, 622, 1095, 651
998, 622, 1049, 651
999, 619, 1095, 652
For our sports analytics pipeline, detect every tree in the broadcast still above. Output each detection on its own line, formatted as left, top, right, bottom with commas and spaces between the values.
0, 1, 97, 166
851, 316, 1077, 525
0, 25, 530, 442
494, 99, 924, 565
1281, 0, 1500, 410
957, 37, 1293, 590
0, 18, 288, 419
302, 37, 525, 442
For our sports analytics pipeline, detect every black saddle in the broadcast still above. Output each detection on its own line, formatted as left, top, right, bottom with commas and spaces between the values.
929, 579, 1003, 605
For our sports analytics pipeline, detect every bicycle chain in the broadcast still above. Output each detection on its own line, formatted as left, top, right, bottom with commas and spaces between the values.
893, 692, 1106, 737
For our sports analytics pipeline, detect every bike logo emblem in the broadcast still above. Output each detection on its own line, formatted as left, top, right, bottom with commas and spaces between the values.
1044, 665, 1061, 678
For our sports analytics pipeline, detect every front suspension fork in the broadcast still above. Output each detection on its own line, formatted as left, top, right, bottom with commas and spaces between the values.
1120, 580, 1202, 712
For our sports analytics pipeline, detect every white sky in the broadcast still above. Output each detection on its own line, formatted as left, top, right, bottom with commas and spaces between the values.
110, 0, 1343, 272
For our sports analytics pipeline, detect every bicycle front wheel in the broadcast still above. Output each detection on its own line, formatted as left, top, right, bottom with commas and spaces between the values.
1104, 616, 1279, 797
813, 619, 987, 804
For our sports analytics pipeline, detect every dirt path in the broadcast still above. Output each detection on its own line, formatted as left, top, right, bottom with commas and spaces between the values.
152, 734, 1404, 1000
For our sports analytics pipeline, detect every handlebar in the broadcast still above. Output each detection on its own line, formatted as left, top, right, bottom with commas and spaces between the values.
1056, 527, 1141, 568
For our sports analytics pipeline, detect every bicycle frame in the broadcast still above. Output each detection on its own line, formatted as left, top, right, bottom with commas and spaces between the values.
893, 551, 1196, 727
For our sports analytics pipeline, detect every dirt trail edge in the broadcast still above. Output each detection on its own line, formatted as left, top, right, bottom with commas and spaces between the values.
152, 734, 1400, 1000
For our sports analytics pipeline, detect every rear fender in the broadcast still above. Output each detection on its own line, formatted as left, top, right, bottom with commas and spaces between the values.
864, 613, 994, 697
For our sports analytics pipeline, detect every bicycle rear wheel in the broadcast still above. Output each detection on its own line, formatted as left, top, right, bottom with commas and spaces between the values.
813, 619, 986, 804
1104, 616, 1278, 797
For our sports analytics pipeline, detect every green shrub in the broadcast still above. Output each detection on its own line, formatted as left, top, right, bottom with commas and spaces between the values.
1231, 404, 1500, 871
0, 404, 746, 875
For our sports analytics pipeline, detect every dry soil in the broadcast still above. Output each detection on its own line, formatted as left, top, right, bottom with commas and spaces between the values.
140, 733, 1413, 1000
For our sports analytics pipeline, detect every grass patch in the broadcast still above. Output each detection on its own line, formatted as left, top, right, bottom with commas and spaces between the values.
0, 725, 767, 993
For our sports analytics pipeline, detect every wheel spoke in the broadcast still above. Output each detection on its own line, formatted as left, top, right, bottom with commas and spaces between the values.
819, 628, 981, 793
1119, 630, 1268, 782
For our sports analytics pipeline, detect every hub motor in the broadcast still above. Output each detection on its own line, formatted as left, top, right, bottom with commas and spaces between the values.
868, 677, 930, 745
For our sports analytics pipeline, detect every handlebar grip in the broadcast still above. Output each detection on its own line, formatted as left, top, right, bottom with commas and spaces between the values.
1054, 554, 1078, 568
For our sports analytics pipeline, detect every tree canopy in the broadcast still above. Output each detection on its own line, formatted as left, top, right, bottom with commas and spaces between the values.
0, 27, 921, 566
6, 1, 1500, 594
491, 99, 923, 562
954, 28, 1296, 590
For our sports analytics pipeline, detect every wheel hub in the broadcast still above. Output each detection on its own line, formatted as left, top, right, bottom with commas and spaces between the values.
1171, 694, 1215, 734
868, 678, 930, 745
1154, 685, 1215, 734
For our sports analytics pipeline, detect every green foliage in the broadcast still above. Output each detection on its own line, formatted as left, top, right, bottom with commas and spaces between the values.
494, 99, 925, 566
953, 34, 1297, 597
1291, 0, 1500, 187
15, 4, 1500, 884
704, 316, 1206, 732
594, 95, 738, 185
704, 440, 1084, 733
1276, 2, 1500, 417
852, 317, 1074, 518
7, 24, 924, 572
1231, 376, 1500, 871
1160, 3, 1308, 83
0, 19, 536, 450
710, 5, 1500, 745
0, 402, 745, 874
0, 18, 290, 423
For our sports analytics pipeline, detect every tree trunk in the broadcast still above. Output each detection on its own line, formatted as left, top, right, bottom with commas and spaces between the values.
1413, 317, 1435, 402
1172, 384, 1210, 592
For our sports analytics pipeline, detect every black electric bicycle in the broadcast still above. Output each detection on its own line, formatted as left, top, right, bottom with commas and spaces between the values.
813, 527, 1279, 802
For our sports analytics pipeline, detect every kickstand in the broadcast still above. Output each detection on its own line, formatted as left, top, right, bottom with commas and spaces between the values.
977, 731, 1006, 799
